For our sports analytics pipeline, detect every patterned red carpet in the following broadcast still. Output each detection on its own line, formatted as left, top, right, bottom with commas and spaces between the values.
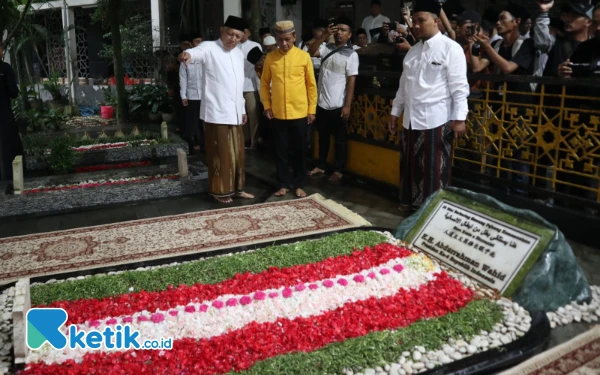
501, 327, 600, 375
0, 194, 370, 284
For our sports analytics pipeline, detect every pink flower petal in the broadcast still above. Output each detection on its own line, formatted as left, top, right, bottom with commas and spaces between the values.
393, 264, 405, 272
368, 272, 376, 279
240, 296, 253, 305
199, 304, 209, 312
282, 288, 293, 298
295, 284, 306, 292
323, 280, 334, 288
137, 315, 149, 323
151, 313, 165, 323
253, 292, 266, 301
89, 320, 101, 328
212, 300, 224, 309
184, 305, 196, 313
269, 292, 279, 299
309, 283, 319, 290
337, 278, 348, 286
380, 268, 391, 275
353, 275, 366, 283
105, 318, 117, 325
226, 298, 238, 307
168, 310, 179, 316
122, 317, 133, 323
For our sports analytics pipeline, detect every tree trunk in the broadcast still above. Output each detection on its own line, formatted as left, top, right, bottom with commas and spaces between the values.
21, 51, 33, 83
109, 0, 126, 127
250, 0, 261, 42
33, 44, 50, 78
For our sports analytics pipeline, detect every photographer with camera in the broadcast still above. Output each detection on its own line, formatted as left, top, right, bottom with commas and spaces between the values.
535, 1, 593, 77
362, 0, 391, 43
558, 4, 600, 80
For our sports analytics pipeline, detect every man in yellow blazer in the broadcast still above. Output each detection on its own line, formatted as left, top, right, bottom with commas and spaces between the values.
260, 20, 318, 198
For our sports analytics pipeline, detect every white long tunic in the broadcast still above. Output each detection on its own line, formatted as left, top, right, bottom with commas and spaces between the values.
391, 32, 469, 130
179, 62, 203, 101
238, 40, 262, 92
187, 39, 246, 125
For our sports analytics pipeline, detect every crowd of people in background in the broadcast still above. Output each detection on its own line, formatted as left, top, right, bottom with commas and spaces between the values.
169, 0, 600, 209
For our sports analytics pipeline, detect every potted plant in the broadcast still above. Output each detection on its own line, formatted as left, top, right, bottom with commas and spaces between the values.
147, 85, 168, 123
100, 87, 116, 119
42, 73, 65, 112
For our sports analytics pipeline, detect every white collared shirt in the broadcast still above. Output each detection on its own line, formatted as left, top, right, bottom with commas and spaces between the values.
187, 39, 246, 125
179, 62, 203, 100
317, 44, 359, 110
238, 40, 262, 92
362, 14, 390, 43
391, 32, 469, 130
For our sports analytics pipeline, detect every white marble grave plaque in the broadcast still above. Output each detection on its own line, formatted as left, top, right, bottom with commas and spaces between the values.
408, 197, 551, 295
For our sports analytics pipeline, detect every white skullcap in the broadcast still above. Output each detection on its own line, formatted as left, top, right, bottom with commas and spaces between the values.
263, 36, 276, 46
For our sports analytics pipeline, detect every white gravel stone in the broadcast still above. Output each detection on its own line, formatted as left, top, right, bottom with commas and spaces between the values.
385, 364, 391, 371
451, 353, 463, 361
479, 340, 489, 348
412, 363, 425, 370
364, 369, 376, 375
440, 355, 453, 364
500, 335, 512, 345
412, 351, 422, 361
376, 367, 383, 372
389, 364, 401, 375
416, 346, 426, 353
402, 351, 410, 357
443, 347, 455, 355
467, 345, 477, 354
402, 363, 413, 374
459, 347, 467, 354
425, 363, 436, 370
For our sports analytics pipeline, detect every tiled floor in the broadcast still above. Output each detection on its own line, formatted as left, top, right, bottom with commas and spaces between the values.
0, 150, 597, 351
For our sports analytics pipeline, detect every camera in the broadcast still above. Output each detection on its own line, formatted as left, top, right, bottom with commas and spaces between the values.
570, 58, 600, 76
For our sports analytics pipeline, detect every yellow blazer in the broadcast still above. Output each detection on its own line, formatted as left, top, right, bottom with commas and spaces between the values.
260, 46, 318, 120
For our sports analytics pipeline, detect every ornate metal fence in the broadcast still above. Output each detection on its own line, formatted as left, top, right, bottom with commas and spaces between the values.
347, 72, 600, 208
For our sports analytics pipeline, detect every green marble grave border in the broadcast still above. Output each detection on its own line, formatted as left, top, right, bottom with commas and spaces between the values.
405, 190, 555, 297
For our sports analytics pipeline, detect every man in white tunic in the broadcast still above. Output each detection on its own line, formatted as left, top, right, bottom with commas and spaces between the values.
238, 24, 263, 149
180, 16, 254, 204
361, 0, 390, 44
387, 0, 469, 212
179, 36, 204, 153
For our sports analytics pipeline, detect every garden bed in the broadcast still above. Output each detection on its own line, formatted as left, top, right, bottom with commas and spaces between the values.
23, 132, 187, 172
0, 160, 207, 219
10, 230, 549, 375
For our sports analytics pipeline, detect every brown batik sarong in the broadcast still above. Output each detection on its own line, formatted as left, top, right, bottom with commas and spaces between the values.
400, 122, 454, 209
204, 123, 245, 197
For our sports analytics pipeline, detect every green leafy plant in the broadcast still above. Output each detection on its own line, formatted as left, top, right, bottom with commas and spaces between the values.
102, 87, 117, 106
42, 72, 64, 102
129, 84, 168, 115
48, 135, 78, 175
23, 109, 67, 132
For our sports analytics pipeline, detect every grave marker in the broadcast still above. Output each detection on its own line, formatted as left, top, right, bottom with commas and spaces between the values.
177, 148, 189, 178
161, 122, 168, 140
404, 190, 554, 296
12, 156, 24, 195
12, 278, 30, 365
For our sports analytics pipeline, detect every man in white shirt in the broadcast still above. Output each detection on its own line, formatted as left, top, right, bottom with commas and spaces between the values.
387, 0, 469, 212
362, 0, 390, 44
180, 16, 254, 204
179, 34, 204, 153
238, 24, 263, 149
307, 17, 359, 182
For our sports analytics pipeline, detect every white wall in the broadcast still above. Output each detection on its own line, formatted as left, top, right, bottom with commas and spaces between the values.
276, 1, 303, 38
224, 0, 242, 20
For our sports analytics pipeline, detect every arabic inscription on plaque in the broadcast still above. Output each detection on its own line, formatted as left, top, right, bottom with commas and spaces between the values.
411, 199, 541, 294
